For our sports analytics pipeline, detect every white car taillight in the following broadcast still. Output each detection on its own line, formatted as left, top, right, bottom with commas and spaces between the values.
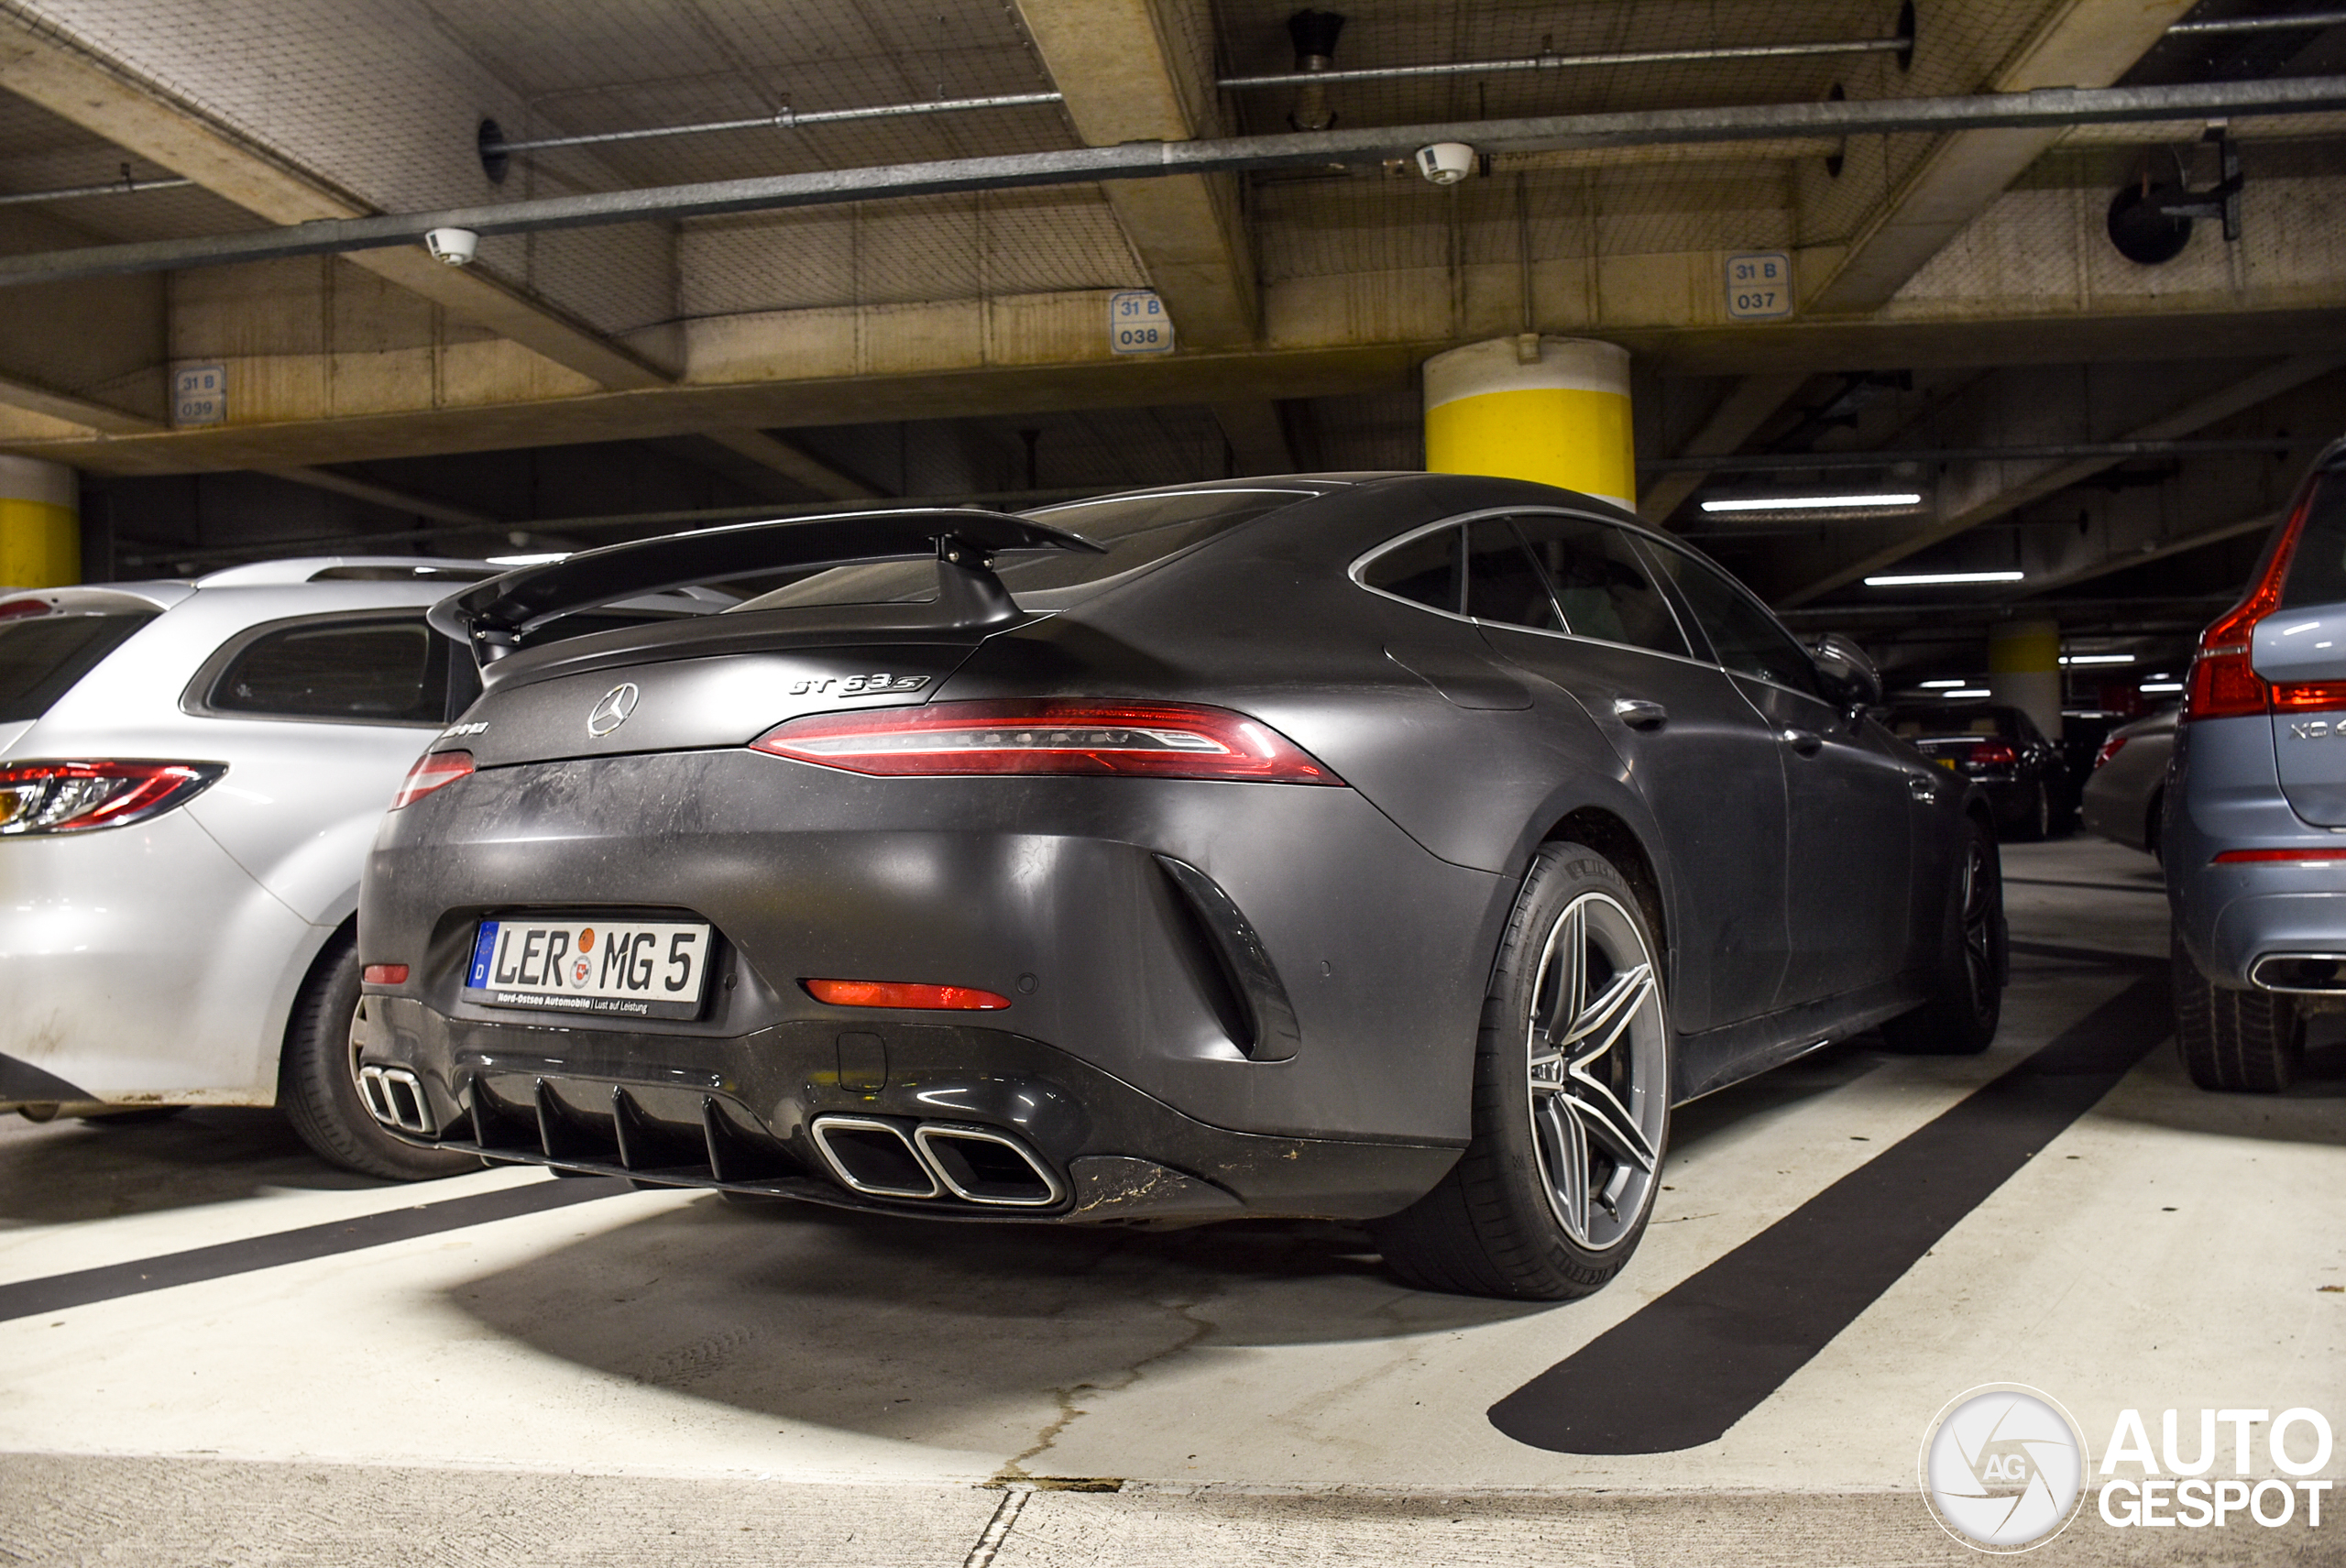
0, 760, 225, 836
389, 749, 474, 809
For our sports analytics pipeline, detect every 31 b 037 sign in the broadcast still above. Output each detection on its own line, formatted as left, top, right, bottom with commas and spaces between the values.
464, 918, 711, 1019
1725, 252, 1792, 319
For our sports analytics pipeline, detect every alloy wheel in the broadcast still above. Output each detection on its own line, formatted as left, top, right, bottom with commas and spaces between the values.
1523, 891, 1668, 1251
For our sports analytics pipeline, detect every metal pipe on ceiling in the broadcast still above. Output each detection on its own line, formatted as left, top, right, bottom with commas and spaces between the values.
1644, 436, 2321, 474
483, 91, 1066, 158
1217, 35, 1912, 92
2170, 11, 2346, 37
5, 73, 2344, 289
0, 173, 192, 208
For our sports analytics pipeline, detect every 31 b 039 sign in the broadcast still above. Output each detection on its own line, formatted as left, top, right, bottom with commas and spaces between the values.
1109, 290, 1176, 354
1725, 253, 1792, 319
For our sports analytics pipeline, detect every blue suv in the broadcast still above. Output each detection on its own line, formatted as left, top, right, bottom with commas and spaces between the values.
2168, 436, 2346, 1091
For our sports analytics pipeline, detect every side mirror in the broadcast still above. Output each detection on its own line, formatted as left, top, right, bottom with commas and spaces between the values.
1808, 632, 1883, 717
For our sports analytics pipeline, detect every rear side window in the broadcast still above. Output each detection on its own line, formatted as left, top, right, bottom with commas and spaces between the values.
1359, 526, 1462, 612
0, 608, 157, 722
1511, 515, 1690, 657
207, 617, 444, 724
2280, 471, 2346, 609
1642, 539, 1823, 697
1466, 520, 1565, 631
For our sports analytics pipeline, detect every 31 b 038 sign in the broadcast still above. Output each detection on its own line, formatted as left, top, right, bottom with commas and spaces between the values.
464, 917, 711, 1019
1109, 290, 1176, 354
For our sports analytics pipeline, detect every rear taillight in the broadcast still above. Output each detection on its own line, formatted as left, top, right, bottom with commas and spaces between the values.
389, 750, 474, 809
0, 760, 224, 836
362, 963, 410, 985
2185, 483, 2321, 722
751, 700, 1343, 784
1968, 740, 2018, 769
803, 978, 1011, 1010
2092, 734, 2128, 770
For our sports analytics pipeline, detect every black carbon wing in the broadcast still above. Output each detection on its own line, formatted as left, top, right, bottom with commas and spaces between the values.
426, 507, 1104, 656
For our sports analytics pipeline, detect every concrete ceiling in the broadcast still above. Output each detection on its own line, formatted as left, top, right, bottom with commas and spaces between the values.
3, 0, 2345, 677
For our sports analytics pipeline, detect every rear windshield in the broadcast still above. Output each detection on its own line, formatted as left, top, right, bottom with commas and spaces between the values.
2280, 469, 2346, 609
727, 488, 1317, 613
1887, 707, 2021, 740
0, 608, 157, 722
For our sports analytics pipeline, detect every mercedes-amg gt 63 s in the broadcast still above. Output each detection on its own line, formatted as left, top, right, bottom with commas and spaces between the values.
356, 474, 2006, 1299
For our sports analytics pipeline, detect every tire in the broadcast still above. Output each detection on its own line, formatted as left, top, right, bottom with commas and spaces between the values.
1882, 813, 2006, 1055
2018, 782, 2053, 842
280, 934, 474, 1180
1372, 842, 1672, 1300
2173, 938, 2301, 1092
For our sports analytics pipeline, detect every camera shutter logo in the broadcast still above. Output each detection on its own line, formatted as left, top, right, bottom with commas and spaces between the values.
586, 683, 640, 738
1921, 1385, 2088, 1552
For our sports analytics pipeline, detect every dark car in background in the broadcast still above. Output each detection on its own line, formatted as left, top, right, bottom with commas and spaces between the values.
1885, 703, 2070, 840
2080, 707, 2177, 857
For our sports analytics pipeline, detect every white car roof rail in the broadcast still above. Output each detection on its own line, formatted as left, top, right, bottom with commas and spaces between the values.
195, 556, 496, 587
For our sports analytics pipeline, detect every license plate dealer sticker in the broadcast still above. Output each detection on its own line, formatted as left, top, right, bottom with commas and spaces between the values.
464, 919, 712, 1019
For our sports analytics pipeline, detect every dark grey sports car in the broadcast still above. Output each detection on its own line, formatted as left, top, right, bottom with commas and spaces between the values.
356, 474, 2006, 1299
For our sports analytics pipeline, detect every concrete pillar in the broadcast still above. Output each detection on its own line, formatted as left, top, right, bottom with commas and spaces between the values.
1989, 619, 2062, 740
0, 455, 79, 588
1422, 336, 1635, 511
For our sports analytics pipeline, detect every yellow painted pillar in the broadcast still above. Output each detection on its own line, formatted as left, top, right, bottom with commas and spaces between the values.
1422, 336, 1635, 510
0, 455, 79, 588
1989, 619, 2062, 740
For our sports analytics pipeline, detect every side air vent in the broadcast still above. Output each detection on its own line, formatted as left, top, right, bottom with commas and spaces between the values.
809, 1115, 942, 1199
1153, 854, 1302, 1061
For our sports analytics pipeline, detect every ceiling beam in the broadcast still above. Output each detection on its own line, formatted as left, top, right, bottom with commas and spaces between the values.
699, 430, 884, 501
258, 467, 498, 529
0, 8, 666, 391
0, 369, 159, 435
1637, 373, 1809, 526
1779, 354, 2343, 607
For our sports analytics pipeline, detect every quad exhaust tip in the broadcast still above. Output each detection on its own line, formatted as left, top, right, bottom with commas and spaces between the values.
358, 1065, 435, 1135
811, 1114, 1062, 1207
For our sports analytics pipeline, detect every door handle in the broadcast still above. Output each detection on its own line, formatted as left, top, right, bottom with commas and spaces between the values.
1907, 773, 1939, 803
1780, 728, 1823, 756
1612, 697, 1669, 730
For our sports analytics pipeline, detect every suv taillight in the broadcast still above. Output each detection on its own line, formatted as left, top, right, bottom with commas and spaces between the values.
2186, 483, 2328, 722
0, 760, 225, 835
751, 700, 1343, 784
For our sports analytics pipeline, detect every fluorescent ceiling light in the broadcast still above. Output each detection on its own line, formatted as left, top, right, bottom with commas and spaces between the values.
1918, 678, 1968, 688
1863, 570, 2024, 587
2060, 653, 2134, 665
486, 551, 568, 565
2140, 681, 2184, 694
1946, 688, 1991, 698
1701, 492, 1923, 513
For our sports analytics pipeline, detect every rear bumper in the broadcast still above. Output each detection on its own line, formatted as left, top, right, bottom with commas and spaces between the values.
2170, 715, 2346, 987
356, 993, 1459, 1222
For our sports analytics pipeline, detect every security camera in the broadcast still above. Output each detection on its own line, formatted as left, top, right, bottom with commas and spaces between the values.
424, 226, 479, 266
1415, 143, 1475, 186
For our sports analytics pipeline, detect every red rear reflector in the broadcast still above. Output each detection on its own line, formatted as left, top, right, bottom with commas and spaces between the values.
2211, 848, 2346, 863
803, 978, 1012, 1011
0, 597, 49, 621
362, 963, 411, 985
2092, 734, 2128, 770
390, 750, 473, 809
751, 700, 1341, 784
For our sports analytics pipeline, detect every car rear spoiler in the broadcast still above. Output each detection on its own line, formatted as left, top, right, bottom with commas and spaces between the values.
425, 508, 1104, 663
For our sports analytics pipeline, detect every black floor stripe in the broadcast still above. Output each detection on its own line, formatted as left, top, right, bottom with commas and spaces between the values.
1488, 974, 2167, 1454
2002, 875, 2167, 895
2007, 938, 2165, 973
0, 1177, 629, 1323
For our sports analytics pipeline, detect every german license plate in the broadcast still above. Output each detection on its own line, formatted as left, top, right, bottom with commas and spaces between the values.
463, 918, 712, 1019
1935, 756, 1957, 770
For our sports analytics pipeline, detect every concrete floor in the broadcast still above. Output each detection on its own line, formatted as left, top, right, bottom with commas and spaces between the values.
2, 839, 2340, 1564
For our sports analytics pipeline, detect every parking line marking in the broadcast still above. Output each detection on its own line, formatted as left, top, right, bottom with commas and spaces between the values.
0, 1177, 630, 1323
1487, 974, 2167, 1453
